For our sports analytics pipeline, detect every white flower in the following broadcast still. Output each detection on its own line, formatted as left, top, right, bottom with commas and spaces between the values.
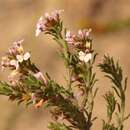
10, 60, 19, 70
79, 51, 85, 61
84, 53, 92, 63
24, 52, 30, 61
16, 55, 24, 63
79, 51, 92, 63
16, 52, 30, 63
10, 60, 17, 66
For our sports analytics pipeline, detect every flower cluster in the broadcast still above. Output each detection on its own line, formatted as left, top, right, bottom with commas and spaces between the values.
1, 39, 48, 108
1, 40, 31, 85
1, 39, 30, 71
65, 29, 91, 46
36, 10, 63, 37
36, 10, 93, 63
65, 29, 93, 63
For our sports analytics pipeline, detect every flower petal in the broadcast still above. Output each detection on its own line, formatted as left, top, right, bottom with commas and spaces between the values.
16, 55, 24, 63
84, 53, 92, 63
24, 52, 31, 61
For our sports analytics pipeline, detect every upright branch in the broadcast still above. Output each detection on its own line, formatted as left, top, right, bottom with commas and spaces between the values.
99, 55, 130, 130
35, 9, 98, 130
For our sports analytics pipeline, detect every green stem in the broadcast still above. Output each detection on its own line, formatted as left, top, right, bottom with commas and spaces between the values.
54, 34, 72, 91
120, 92, 125, 130
118, 87, 125, 130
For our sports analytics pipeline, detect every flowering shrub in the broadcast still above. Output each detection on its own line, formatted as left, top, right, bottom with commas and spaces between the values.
0, 10, 130, 130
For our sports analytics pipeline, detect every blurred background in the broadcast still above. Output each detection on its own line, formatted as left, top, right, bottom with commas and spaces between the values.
0, 0, 130, 130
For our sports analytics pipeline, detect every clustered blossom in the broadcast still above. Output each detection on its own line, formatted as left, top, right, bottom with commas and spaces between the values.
35, 10, 63, 37
1, 40, 31, 86
1, 39, 31, 71
65, 29, 92, 47
1, 39, 48, 108
65, 29, 93, 63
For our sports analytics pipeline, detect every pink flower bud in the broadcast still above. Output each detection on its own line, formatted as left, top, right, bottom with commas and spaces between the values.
9, 39, 24, 55
34, 72, 47, 85
35, 10, 63, 37
74, 88, 84, 100
65, 29, 92, 51
31, 93, 36, 104
65, 31, 75, 44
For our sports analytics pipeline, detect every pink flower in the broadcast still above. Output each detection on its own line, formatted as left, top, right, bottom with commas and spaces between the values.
9, 39, 24, 55
65, 29, 92, 50
1, 40, 31, 71
74, 88, 84, 100
31, 93, 36, 104
35, 16, 45, 37
33, 72, 47, 85
78, 29, 91, 39
35, 10, 63, 37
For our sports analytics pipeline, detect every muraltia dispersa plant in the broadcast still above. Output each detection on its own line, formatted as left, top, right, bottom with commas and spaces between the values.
0, 10, 130, 130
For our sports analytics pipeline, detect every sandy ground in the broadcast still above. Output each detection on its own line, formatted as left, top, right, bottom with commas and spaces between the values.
0, 0, 130, 130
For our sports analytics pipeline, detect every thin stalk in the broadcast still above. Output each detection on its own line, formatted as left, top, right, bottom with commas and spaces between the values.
119, 89, 125, 130
54, 33, 72, 91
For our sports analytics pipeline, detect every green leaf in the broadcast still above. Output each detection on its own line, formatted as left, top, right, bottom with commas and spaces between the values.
23, 74, 43, 90
104, 91, 116, 121
112, 86, 120, 98
0, 81, 13, 96
99, 55, 123, 89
